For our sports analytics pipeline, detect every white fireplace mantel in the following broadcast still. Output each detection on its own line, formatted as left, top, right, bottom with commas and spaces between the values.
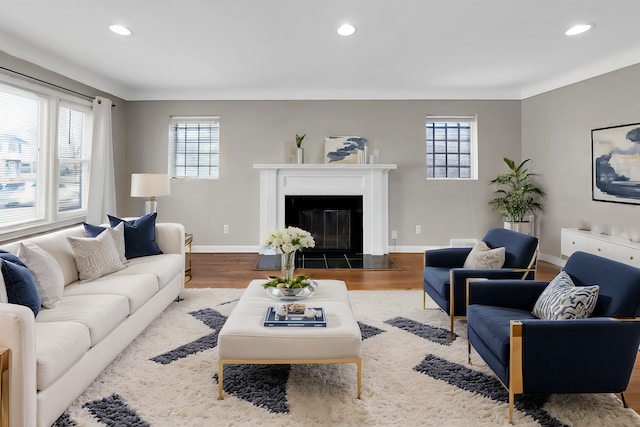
254, 163, 397, 255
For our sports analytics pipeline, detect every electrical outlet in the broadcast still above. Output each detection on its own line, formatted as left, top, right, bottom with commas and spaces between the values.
391, 230, 398, 239
223, 224, 229, 234
415, 225, 421, 234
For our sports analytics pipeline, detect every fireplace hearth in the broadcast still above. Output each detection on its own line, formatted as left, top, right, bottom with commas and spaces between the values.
255, 253, 396, 270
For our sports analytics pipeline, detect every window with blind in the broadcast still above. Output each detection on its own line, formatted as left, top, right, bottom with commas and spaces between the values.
425, 115, 478, 180
170, 116, 220, 179
0, 78, 91, 232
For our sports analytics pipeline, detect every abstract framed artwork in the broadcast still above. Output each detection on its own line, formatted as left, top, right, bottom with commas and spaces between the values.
324, 136, 368, 164
592, 122, 640, 205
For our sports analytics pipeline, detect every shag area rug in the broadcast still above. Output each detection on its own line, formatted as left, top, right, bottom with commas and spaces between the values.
54, 288, 640, 427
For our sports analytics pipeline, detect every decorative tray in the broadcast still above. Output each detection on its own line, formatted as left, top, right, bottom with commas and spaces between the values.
263, 307, 326, 327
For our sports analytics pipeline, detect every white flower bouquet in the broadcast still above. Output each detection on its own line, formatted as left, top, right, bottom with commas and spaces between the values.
264, 226, 315, 254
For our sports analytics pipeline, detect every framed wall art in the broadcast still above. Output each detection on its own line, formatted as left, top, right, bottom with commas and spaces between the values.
592, 122, 640, 205
324, 136, 368, 164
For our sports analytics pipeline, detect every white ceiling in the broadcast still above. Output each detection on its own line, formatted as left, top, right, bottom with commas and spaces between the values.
1, 0, 640, 101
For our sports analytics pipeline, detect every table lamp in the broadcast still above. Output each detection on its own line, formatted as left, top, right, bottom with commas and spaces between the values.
130, 173, 170, 214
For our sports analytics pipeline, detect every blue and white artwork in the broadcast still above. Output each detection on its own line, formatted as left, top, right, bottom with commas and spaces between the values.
592, 122, 640, 204
325, 136, 368, 163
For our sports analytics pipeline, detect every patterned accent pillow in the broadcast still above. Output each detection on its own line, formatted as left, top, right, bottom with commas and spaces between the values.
67, 230, 126, 282
463, 241, 506, 269
532, 271, 599, 320
83, 221, 127, 264
18, 242, 65, 308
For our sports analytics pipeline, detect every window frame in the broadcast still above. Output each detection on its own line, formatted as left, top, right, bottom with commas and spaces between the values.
0, 73, 92, 240
169, 116, 220, 180
425, 115, 478, 180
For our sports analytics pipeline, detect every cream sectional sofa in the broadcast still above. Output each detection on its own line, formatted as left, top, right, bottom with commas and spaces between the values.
0, 221, 185, 427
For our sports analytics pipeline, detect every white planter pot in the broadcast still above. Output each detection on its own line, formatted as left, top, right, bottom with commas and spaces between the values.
504, 220, 532, 235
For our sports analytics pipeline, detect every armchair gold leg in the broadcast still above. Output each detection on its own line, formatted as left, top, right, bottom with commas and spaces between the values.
467, 340, 472, 365
508, 390, 514, 424
450, 316, 455, 342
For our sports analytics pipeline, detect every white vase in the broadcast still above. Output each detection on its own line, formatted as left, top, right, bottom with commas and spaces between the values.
296, 148, 304, 164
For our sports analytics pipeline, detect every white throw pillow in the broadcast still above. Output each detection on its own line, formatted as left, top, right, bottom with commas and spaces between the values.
107, 222, 127, 264
67, 230, 126, 282
18, 242, 65, 308
532, 271, 599, 320
463, 241, 506, 269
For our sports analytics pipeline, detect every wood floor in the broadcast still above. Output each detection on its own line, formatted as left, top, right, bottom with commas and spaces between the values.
186, 252, 640, 415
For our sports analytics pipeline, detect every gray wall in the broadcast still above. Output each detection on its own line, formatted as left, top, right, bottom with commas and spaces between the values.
125, 100, 522, 250
522, 63, 640, 261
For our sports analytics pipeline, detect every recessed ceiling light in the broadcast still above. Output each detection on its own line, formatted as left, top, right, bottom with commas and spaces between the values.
109, 24, 132, 36
565, 24, 592, 36
337, 23, 356, 36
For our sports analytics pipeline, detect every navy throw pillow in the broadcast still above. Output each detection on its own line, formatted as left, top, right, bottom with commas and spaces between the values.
83, 222, 106, 237
0, 251, 41, 316
107, 213, 162, 259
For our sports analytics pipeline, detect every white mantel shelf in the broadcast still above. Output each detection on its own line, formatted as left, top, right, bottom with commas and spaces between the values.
254, 163, 397, 255
254, 164, 397, 170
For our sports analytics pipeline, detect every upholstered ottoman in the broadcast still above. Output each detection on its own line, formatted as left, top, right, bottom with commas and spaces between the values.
217, 279, 362, 399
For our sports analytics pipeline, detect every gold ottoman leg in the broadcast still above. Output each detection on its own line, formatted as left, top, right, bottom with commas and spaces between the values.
218, 361, 224, 400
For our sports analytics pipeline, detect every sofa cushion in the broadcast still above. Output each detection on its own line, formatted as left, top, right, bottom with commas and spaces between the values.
35, 321, 91, 390
36, 294, 129, 346
0, 252, 41, 316
463, 241, 505, 269
423, 266, 451, 299
18, 242, 65, 308
63, 273, 159, 314
67, 231, 126, 281
108, 213, 163, 259
83, 221, 127, 264
467, 304, 536, 365
110, 253, 182, 289
532, 271, 599, 320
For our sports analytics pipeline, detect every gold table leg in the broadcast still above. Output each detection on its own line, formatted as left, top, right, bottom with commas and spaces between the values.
1, 347, 9, 427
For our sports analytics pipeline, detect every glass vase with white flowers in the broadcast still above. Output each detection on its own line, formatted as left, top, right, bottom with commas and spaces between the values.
264, 226, 315, 284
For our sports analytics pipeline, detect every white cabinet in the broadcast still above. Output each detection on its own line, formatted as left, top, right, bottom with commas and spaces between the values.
561, 228, 640, 268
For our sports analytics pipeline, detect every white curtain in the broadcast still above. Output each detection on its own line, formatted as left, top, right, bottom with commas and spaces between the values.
86, 96, 117, 224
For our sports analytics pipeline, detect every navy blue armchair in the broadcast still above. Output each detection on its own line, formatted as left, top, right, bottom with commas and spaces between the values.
467, 251, 640, 423
423, 228, 539, 338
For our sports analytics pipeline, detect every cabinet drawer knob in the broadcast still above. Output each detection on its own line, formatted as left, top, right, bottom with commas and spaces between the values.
597, 248, 601, 252
631, 256, 634, 260
572, 241, 576, 245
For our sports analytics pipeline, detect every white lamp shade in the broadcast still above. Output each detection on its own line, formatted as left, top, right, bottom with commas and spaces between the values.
130, 173, 171, 197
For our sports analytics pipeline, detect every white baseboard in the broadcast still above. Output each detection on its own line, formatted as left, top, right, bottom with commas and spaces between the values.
193, 245, 260, 253
538, 252, 564, 267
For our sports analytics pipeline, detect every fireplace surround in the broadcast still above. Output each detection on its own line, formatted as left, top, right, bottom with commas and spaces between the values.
254, 164, 397, 255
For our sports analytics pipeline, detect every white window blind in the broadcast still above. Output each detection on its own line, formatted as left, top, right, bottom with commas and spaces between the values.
57, 103, 90, 213
170, 116, 220, 179
426, 115, 478, 180
0, 77, 91, 233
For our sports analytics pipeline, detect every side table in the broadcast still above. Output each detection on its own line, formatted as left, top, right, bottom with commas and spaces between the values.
185, 233, 193, 283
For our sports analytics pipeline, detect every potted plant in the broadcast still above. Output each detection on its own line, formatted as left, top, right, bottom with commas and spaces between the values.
488, 157, 545, 235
